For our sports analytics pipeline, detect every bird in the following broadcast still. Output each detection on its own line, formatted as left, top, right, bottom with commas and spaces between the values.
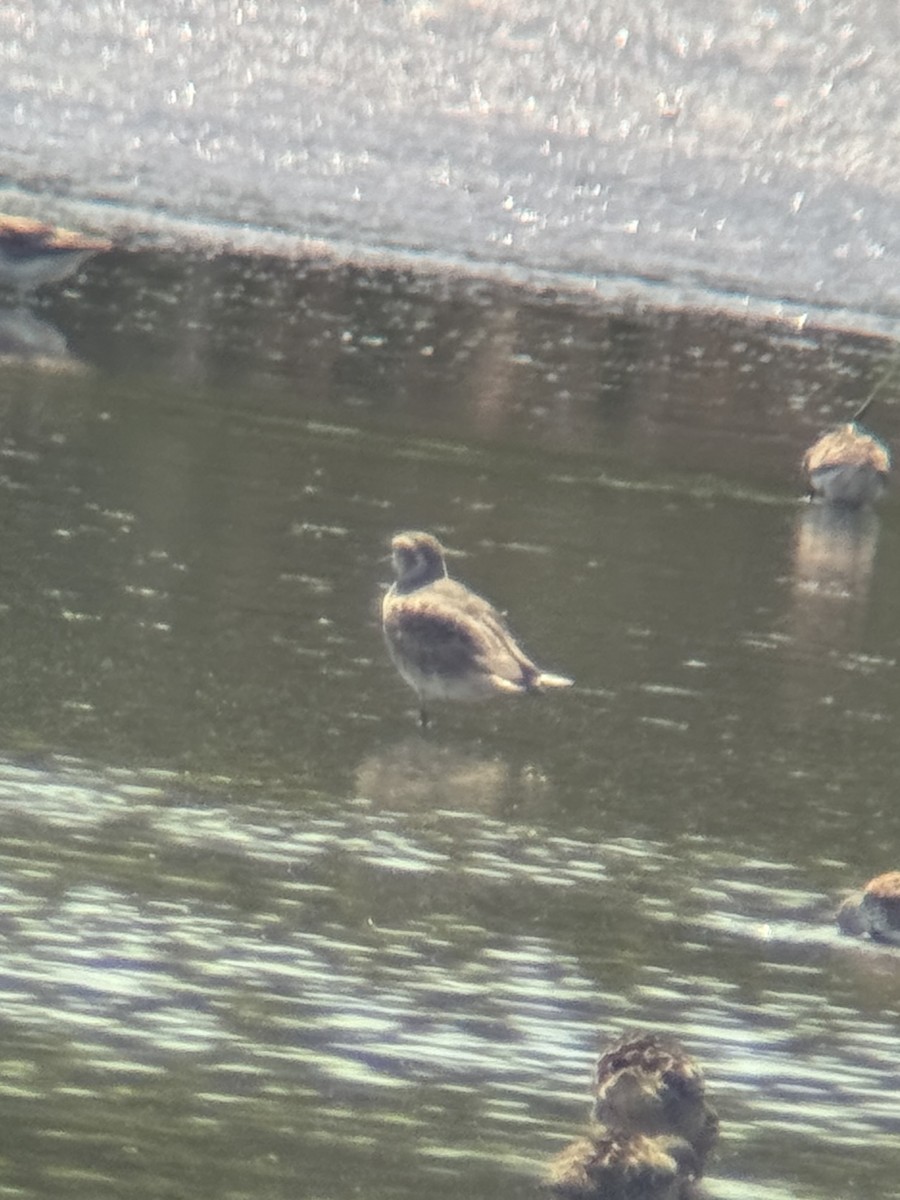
546, 1130, 700, 1200
836, 871, 900, 944
0, 214, 112, 291
591, 1034, 719, 1175
802, 404, 890, 508
381, 530, 573, 727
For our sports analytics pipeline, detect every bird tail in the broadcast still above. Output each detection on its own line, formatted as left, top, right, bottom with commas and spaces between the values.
535, 671, 574, 690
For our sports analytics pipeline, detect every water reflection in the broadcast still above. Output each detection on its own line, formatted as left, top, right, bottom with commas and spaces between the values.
0, 754, 899, 1200
791, 504, 880, 617
790, 503, 880, 639
0, 305, 84, 372
33, 250, 893, 497
355, 736, 551, 817
0, 251, 900, 1200
782, 504, 882, 723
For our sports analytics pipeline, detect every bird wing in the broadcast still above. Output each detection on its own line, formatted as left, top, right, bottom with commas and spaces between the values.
383, 580, 538, 688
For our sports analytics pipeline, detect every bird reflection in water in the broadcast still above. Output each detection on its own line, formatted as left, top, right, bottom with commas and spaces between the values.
547, 1034, 718, 1200
791, 503, 879, 623
781, 503, 881, 721
355, 735, 549, 817
0, 213, 112, 371
0, 305, 85, 372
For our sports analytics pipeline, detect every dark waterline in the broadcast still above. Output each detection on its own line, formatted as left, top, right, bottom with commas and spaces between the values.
0, 251, 899, 1199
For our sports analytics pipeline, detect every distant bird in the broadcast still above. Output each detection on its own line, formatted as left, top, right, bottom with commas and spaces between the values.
382, 530, 573, 726
802, 401, 890, 507
0, 214, 112, 291
546, 1130, 699, 1200
592, 1034, 719, 1175
836, 871, 900, 944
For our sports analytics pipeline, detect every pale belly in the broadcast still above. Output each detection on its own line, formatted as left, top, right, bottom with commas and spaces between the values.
389, 649, 524, 702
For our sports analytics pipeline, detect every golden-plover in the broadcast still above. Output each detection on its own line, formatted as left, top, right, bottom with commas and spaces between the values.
382, 530, 572, 726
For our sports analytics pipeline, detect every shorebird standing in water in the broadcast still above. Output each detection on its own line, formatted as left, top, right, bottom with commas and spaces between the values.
802, 400, 890, 507
382, 530, 573, 727
836, 871, 900, 944
0, 215, 112, 291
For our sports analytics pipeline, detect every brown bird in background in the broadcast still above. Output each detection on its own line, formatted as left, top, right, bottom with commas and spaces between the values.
0, 214, 112, 291
836, 871, 900, 944
802, 399, 890, 507
382, 530, 573, 727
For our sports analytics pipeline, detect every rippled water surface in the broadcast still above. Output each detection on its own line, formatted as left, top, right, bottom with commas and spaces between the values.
1, 254, 900, 1199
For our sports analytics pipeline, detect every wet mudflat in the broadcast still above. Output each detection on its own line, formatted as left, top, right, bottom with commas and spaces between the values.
6, 0, 900, 316
0, 252, 900, 1199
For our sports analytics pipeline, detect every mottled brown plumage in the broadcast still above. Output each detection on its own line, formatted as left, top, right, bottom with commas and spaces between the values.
836, 871, 900, 944
546, 1131, 699, 1200
802, 422, 890, 507
592, 1034, 718, 1175
382, 531, 572, 725
0, 214, 112, 290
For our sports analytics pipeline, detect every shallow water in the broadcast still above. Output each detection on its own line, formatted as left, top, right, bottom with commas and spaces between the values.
1, 254, 900, 1199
